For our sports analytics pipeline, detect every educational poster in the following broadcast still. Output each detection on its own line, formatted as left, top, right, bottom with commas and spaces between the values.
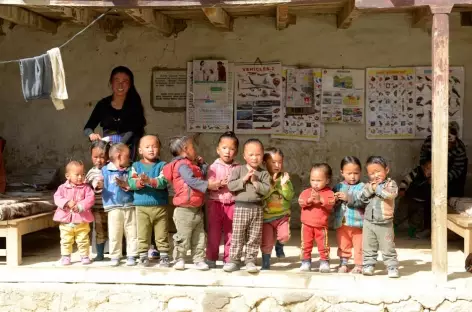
415, 66, 464, 138
272, 68, 322, 141
286, 68, 315, 109
366, 67, 416, 139
321, 69, 365, 124
234, 62, 283, 134
151, 69, 186, 109
187, 61, 233, 132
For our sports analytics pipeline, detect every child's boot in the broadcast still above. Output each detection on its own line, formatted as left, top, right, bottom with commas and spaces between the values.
261, 254, 271, 270
275, 241, 285, 258
94, 243, 105, 261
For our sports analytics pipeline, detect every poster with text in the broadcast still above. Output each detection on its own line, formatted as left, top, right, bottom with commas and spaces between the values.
152, 69, 187, 109
366, 67, 416, 139
414, 66, 464, 139
321, 69, 365, 124
272, 68, 322, 141
187, 61, 233, 132
234, 62, 283, 134
187, 60, 232, 132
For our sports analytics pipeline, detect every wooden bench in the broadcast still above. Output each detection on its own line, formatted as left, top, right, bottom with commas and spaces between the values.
447, 213, 472, 256
0, 212, 56, 266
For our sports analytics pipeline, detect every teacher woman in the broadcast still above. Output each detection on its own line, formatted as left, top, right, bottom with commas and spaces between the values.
84, 66, 146, 160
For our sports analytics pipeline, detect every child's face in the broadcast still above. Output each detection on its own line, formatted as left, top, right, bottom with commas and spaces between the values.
341, 163, 361, 185
66, 165, 85, 185
265, 153, 283, 175
244, 142, 263, 169
422, 162, 432, 178
139, 136, 160, 162
217, 138, 237, 164
184, 141, 197, 161
310, 168, 329, 191
366, 163, 389, 184
91, 147, 107, 169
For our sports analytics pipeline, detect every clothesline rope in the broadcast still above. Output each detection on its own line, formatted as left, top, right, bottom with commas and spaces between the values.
0, 8, 112, 65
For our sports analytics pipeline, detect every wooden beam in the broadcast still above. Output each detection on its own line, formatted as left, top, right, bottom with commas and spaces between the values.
430, 4, 452, 284
0, 6, 57, 33
412, 7, 432, 28
460, 12, 472, 26
40, 7, 96, 25
275, 5, 296, 30
356, 0, 472, 9
125, 9, 176, 36
98, 15, 123, 41
202, 8, 232, 30
337, 0, 360, 29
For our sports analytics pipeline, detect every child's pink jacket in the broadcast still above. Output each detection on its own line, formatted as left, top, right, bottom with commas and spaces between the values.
53, 181, 95, 224
207, 159, 239, 204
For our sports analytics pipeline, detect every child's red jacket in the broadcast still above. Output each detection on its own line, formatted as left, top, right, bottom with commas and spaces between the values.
298, 187, 335, 228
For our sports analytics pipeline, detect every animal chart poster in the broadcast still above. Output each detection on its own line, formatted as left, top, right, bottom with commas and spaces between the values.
321, 69, 365, 124
272, 68, 322, 141
414, 67, 464, 139
187, 61, 233, 132
234, 62, 283, 134
366, 68, 416, 139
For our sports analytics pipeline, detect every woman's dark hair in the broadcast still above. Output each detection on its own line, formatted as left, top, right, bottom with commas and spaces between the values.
243, 138, 263, 150
218, 131, 239, 149
264, 147, 284, 162
109, 66, 147, 135
340, 156, 362, 170
311, 163, 332, 180
420, 153, 432, 166
169, 136, 192, 157
366, 156, 388, 169
90, 140, 111, 155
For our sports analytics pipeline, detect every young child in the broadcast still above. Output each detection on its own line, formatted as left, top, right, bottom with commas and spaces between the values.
223, 139, 271, 273
260, 148, 294, 270
298, 163, 335, 272
394, 155, 431, 239
102, 143, 137, 267
206, 131, 240, 268
333, 156, 365, 274
359, 156, 399, 278
163, 136, 220, 271
53, 161, 95, 265
85, 140, 110, 261
128, 135, 170, 267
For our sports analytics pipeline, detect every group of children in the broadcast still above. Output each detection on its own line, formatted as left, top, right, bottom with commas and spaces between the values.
52, 131, 433, 278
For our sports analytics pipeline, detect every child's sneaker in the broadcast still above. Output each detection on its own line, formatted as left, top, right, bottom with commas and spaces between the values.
159, 256, 170, 268
195, 261, 210, 271
300, 260, 311, 272
174, 259, 185, 270
139, 256, 150, 267
110, 258, 120, 267
245, 262, 259, 273
206, 260, 217, 269
388, 266, 400, 278
223, 262, 240, 272
363, 265, 375, 276
148, 246, 160, 259
351, 265, 363, 274
275, 241, 286, 258
337, 264, 349, 273
81, 256, 92, 265
126, 256, 137, 266
319, 260, 330, 273
60, 255, 71, 266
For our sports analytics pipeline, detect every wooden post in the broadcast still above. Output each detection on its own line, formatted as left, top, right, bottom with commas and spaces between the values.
430, 4, 453, 284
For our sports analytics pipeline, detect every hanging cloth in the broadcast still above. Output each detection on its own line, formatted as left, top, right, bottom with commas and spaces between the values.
47, 48, 68, 110
19, 54, 53, 101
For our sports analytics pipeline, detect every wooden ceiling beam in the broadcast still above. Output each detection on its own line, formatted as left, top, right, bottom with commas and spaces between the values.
337, 0, 359, 29
43, 7, 96, 25
125, 9, 178, 36
202, 8, 232, 30
276, 5, 295, 30
412, 7, 432, 28
460, 11, 472, 25
356, 0, 472, 10
0, 6, 57, 33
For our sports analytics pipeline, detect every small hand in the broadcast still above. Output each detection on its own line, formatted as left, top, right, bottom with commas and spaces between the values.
311, 189, 320, 203
96, 180, 104, 190
335, 192, 347, 201
280, 172, 290, 186
72, 206, 80, 213
243, 169, 254, 182
89, 133, 102, 141
208, 178, 221, 191
67, 200, 76, 209
139, 173, 151, 185
115, 177, 130, 191
370, 182, 377, 190
196, 156, 204, 165
251, 173, 258, 183
220, 178, 228, 187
